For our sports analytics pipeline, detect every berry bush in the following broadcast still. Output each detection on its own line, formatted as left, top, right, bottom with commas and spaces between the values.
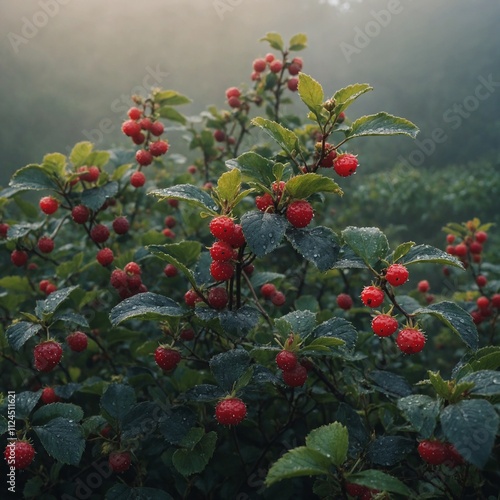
1, 33, 499, 499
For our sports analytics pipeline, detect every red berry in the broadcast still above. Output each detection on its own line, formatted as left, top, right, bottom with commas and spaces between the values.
256, 193, 275, 212
385, 263, 409, 287
253, 58, 267, 72
213, 129, 226, 142
446, 234, 456, 244
112, 216, 130, 235
454, 243, 467, 257
476, 296, 490, 310
276, 350, 297, 371
39, 279, 50, 293
491, 294, 500, 309
0, 222, 9, 238
396, 328, 426, 354
336, 111, 346, 124
168, 199, 179, 208
288, 62, 301, 76
154, 346, 181, 371
360, 286, 385, 308
371, 314, 399, 337
269, 60, 283, 73
417, 439, 449, 465
4, 441, 35, 470
132, 133, 146, 145
225, 87, 241, 99
96, 248, 114, 267
71, 205, 90, 224
124, 262, 141, 275
128, 107, 142, 120
271, 291, 286, 306
210, 240, 234, 261
345, 482, 368, 497
291, 57, 303, 70
446, 245, 456, 255
11, 249, 28, 267
286, 200, 313, 228
243, 264, 254, 276
122, 119, 141, 137
130, 171, 146, 188
180, 328, 195, 341
34, 340, 63, 372
333, 153, 358, 177
139, 117, 152, 131
209, 216, 236, 242
162, 228, 176, 239
228, 96, 241, 108
90, 224, 110, 244
39, 196, 59, 215
164, 216, 176, 228
45, 283, 58, 295
78, 165, 100, 183
265, 53, 275, 63
282, 364, 308, 387
184, 288, 203, 307
109, 451, 131, 473
127, 274, 142, 293
66, 331, 88, 352
227, 224, 246, 248
149, 140, 169, 156
215, 397, 247, 426
110, 269, 128, 289
336, 293, 353, 310
475, 231, 488, 243
476, 275, 487, 287
41, 387, 60, 404
163, 264, 178, 278
208, 287, 229, 309
417, 280, 430, 293
261, 283, 277, 299
319, 148, 337, 168
469, 241, 483, 255
136, 149, 153, 166
210, 261, 235, 281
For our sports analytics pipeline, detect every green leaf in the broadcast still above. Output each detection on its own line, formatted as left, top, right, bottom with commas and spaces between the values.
414, 301, 478, 350
9, 164, 58, 191
34, 286, 78, 320
109, 292, 184, 326
312, 318, 357, 351
183, 384, 226, 403
286, 225, 341, 272
42, 153, 66, 176
428, 370, 452, 399
302, 336, 345, 352
81, 181, 119, 211
83, 151, 110, 169
70, 141, 94, 168
226, 152, 275, 186
333, 83, 373, 114
367, 436, 414, 467
106, 485, 174, 500
100, 383, 136, 422
111, 163, 132, 181
14, 391, 41, 419
305, 422, 348, 467
121, 402, 161, 440
215, 168, 241, 206
397, 395, 440, 438
155, 89, 192, 106
460, 370, 500, 396
149, 184, 218, 212
251, 117, 300, 158
441, 399, 499, 468
288, 33, 307, 51
241, 210, 288, 257
285, 173, 342, 199
265, 447, 331, 486
210, 349, 250, 392
159, 406, 197, 445
401, 244, 464, 268
369, 370, 412, 398
0, 276, 31, 292
276, 310, 317, 338
260, 32, 284, 51
172, 430, 217, 477
32, 403, 84, 425
56, 252, 84, 280
219, 306, 260, 336
347, 469, 412, 496
0, 416, 7, 436
392, 241, 415, 262
6, 321, 41, 351
148, 241, 202, 268
298, 73, 324, 115
33, 417, 85, 465
158, 105, 187, 125
5, 221, 45, 240
346, 112, 419, 141
341, 226, 389, 267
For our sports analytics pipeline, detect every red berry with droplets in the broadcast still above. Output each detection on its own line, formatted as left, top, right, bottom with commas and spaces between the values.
282, 364, 308, 387
215, 397, 247, 426
417, 439, 449, 465
333, 153, 358, 177
276, 350, 298, 371
154, 346, 181, 371
130, 171, 146, 188
34, 340, 63, 372
4, 441, 35, 470
286, 200, 313, 228
71, 205, 90, 224
208, 287, 229, 309
210, 261, 235, 281
109, 451, 131, 473
210, 240, 234, 261
136, 149, 153, 166
90, 224, 110, 244
11, 249, 28, 267
371, 314, 398, 337
39, 196, 59, 215
96, 248, 114, 266
41, 387, 60, 404
122, 119, 141, 137
396, 328, 426, 354
385, 263, 409, 286
360, 286, 384, 308
209, 216, 236, 243
66, 331, 88, 352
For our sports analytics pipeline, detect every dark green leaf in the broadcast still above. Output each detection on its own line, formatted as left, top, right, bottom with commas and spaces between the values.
34, 286, 78, 319
100, 383, 136, 422
276, 310, 317, 337
305, 422, 348, 466
172, 430, 217, 477
148, 241, 202, 268
121, 402, 162, 440
6, 221, 45, 240
149, 184, 218, 212
52, 312, 89, 329
346, 112, 419, 140
32, 403, 84, 425
397, 395, 440, 438
0, 416, 7, 436
219, 306, 260, 335
81, 181, 119, 211
159, 406, 197, 445
285, 173, 342, 199
298, 73, 324, 115
347, 470, 412, 496
333, 83, 373, 114
312, 317, 357, 350
341, 227, 389, 267
14, 391, 41, 419
226, 152, 275, 186
158, 105, 187, 125
367, 436, 414, 466
6, 321, 41, 351
106, 484, 174, 500
183, 384, 226, 402
368, 370, 412, 398
335, 403, 369, 457
401, 244, 464, 268
251, 117, 300, 158
9, 164, 59, 191
260, 32, 284, 51
210, 349, 250, 392
241, 210, 288, 257
460, 370, 500, 396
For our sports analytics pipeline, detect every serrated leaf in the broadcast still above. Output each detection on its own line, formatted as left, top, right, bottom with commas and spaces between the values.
414, 301, 478, 350
210, 349, 250, 392
428, 370, 452, 399
0, 276, 31, 292
81, 181, 119, 211
303, 336, 345, 352
215, 168, 241, 206
305, 422, 348, 466
288, 32, 307, 51
172, 431, 217, 477
275, 310, 317, 338
56, 252, 84, 280
32, 403, 84, 425
219, 306, 260, 336
158, 105, 187, 125
397, 395, 440, 438
226, 152, 275, 186
155, 89, 191, 105
149, 184, 218, 212
298, 73, 324, 115
251, 117, 300, 158
70, 141, 94, 168
342, 226, 389, 267
109, 292, 184, 326
183, 384, 226, 402
265, 447, 331, 486
460, 370, 500, 396
241, 210, 288, 257
14, 391, 41, 419
34, 286, 78, 319
6, 221, 45, 240
401, 244, 464, 268
285, 173, 342, 199
260, 32, 284, 51
121, 402, 161, 440
42, 153, 66, 176
9, 164, 58, 191
159, 406, 197, 445
83, 151, 110, 169
6, 321, 41, 351
392, 241, 415, 262
347, 470, 412, 496
369, 370, 412, 398
100, 383, 136, 422
333, 83, 373, 114
312, 317, 357, 350
346, 112, 419, 140
148, 241, 202, 268
33, 417, 85, 465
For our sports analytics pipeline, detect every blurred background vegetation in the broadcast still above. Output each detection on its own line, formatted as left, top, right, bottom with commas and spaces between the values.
1, 0, 499, 243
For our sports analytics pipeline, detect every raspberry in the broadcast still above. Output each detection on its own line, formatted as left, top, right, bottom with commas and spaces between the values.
127, 274, 142, 291
35, 236, 53, 254
288, 62, 301, 76
122, 120, 141, 137
66, 331, 88, 352
45, 283, 58, 295
11, 249, 28, 267
286, 200, 313, 228
469, 241, 482, 254
396, 327, 426, 354
446, 234, 456, 244
150, 121, 164, 136
319, 148, 337, 168
272, 181, 286, 201
112, 216, 130, 235
269, 60, 283, 73
162, 228, 175, 239
34, 340, 63, 372
286, 77, 299, 92
139, 117, 152, 130
491, 294, 500, 309
71, 205, 90, 224
109, 451, 131, 473
360, 286, 384, 308
336, 293, 353, 310
149, 140, 169, 156
110, 269, 128, 289
333, 153, 358, 177
371, 314, 398, 337
261, 283, 277, 299
476, 275, 487, 287
130, 170, 146, 188
96, 248, 114, 266
210, 261, 235, 281
154, 346, 181, 371
476, 296, 490, 310
184, 288, 203, 307
225, 87, 241, 99
39, 196, 59, 215
213, 129, 226, 143
163, 264, 178, 278
454, 243, 467, 257
417, 439, 449, 466
265, 53, 275, 63
336, 112, 346, 124
475, 231, 488, 243
0, 222, 9, 238
128, 107, 142, 120
271, 291, 286, 306
228, 96, 241, 108
255, 193, 274, 212
417, 280, 430, 293
276, 350, 297, 371
282, 364, 308, 387
4, 441, 35, 470
132, 133, 146, 145
162, 216, 175, 229
78, 165, 100, 183
208, 287, 229, 309
215, 397, 247, 426
41, 387, 60, 404
90, 224, 110, 244
291, 57, 303, 70
136, 149, 153, 166
243, 264, 254, 276
446, 245, 456, 255
39, 279, 50, 292
168, 199, 179, 208
209, 216, 236, 242
180, 328, 195, 341
253, 58, 267, 72
125, 262, 141, 275
385, 263, 409, 287
210, 240, 234, 261
345, 483, 368, 498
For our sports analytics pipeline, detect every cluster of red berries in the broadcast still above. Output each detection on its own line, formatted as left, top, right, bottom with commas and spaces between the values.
251, 53, 302, 92
471, 293, 500, 325
110, 261, 147, 300
260, 282, 286, 307
416, 279, 434, 304
345, 482, 379, 499
275, 349, 308, 387
38, 279, 57, 296
417, 439, 464, 467
445, 227, 488, 266
214, 396, 247, 426
162, 214, 176, 239
316, 144, 359, 178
